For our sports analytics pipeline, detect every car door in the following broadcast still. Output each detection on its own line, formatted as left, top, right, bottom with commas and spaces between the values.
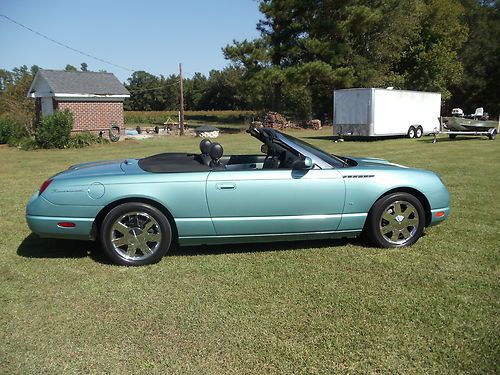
206, 168, 345, 236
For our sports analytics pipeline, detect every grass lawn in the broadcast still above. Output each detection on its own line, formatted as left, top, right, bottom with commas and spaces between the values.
0, 128, 498, 374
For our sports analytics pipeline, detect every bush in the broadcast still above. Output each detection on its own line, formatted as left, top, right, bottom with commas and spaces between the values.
35, 109, 73, 149
0, 117, 25, 144
68, 131, 109, 148
18, 137, 38, 151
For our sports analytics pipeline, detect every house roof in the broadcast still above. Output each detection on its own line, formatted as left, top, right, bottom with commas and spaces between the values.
28, 69, 130, 98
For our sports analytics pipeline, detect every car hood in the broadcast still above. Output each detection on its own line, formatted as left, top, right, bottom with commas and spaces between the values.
346, 156, 409, 169
53, 159, 128, 179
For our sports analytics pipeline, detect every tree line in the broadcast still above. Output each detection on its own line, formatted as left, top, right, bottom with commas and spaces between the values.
1, 0, 498, 121
125, 0, 499, 119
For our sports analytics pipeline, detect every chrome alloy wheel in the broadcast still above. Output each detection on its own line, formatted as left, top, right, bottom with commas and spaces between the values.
379, 200, 420, 245
110, 211, 162, 260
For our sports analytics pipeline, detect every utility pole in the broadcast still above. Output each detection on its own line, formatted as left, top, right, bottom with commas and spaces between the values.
179, 62, 185, 136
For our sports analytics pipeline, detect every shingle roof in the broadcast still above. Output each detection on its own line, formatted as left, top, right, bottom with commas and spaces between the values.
37, 69, 130, 95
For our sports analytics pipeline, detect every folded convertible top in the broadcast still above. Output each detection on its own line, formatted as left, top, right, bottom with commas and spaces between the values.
138, 153, 211, 173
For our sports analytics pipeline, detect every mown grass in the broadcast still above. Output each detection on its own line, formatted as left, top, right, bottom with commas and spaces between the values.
0, 129, 498, 374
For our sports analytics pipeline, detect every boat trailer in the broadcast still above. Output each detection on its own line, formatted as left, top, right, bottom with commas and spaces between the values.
430, 118, 498, 143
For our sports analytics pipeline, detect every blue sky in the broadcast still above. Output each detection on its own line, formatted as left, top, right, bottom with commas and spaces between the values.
0, 0, 262, 82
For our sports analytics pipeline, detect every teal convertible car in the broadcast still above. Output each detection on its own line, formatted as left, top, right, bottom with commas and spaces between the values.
26, 128, 450, 266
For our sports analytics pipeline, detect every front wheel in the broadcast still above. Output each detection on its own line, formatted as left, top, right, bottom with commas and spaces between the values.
366, 193, 425, 248
415, 126, 423, 138
100, 203, 172, 266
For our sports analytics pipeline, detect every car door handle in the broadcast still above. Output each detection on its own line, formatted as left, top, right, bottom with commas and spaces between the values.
216, 183, 236, 190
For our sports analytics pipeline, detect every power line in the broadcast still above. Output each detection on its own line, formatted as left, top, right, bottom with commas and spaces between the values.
0, 14, 137, 72
128, 80, 181, 93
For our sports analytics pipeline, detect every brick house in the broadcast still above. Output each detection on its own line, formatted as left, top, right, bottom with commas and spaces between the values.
27, 70, 130, 135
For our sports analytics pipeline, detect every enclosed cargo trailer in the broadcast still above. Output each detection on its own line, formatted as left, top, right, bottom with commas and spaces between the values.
333, 88, 442, 138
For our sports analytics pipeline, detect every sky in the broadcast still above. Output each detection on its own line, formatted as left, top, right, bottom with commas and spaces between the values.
0, 0, 262, 82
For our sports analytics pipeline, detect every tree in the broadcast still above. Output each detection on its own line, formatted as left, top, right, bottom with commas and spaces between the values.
396, 0, 468, 99
224, 0, 469, 119
0, 65, 39, 135
450, 0, 499, 114
183, 72, 208, 109
80, 62, 88, 72
125, 71, 163, 111
64, 64, 77, 72
124, 71, 180, 111
198, 68, 247, 110
224, 0, 309, 113
0, 69, 13, 93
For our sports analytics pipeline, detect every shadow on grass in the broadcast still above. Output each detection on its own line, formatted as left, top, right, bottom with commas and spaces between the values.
303, 135, 405, 142
217, 126, 246, 134
17, 233, 367, 263
420, 136, 488, 143
170, 237, 363, 257
16, 234, 112, 264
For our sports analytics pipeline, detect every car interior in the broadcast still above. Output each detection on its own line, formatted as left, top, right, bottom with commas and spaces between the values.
139, 131, 303, 173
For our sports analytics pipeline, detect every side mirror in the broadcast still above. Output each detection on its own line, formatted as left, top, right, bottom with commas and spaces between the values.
293, 156, 313, 169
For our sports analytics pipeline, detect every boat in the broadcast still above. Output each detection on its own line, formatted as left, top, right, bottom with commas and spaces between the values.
442, 107, 498, 132
430, 107, 498, 142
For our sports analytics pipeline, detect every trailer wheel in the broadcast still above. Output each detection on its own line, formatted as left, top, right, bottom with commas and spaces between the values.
449, 134, 457, 140
415, 126, 423, 138
407, 126, 416, 139
487, 128, 497, 140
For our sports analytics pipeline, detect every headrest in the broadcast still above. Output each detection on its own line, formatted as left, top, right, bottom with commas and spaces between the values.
200, 139, 212, 154
209, 143, 223, 160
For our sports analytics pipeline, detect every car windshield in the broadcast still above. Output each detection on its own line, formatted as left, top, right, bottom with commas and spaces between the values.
279, 133, 346, 168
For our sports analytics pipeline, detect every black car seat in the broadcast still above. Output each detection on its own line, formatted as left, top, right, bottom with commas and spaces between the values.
199, 139, 212, 166
209, 143, 225, 169
263, 148, 280, 169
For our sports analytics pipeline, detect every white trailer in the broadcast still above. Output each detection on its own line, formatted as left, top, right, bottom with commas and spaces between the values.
333, 88, 442, 138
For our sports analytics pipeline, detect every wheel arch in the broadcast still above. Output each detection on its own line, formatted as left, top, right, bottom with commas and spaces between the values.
373, 187, 432, 227
92, 197, 179, 243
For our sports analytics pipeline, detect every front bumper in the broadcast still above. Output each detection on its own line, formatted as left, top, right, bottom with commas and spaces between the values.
429, 206, 451, 226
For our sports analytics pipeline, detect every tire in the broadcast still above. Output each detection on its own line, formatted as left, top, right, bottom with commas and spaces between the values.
449, 134, 457, 140
488, 128, 497, 140
415, 126, 423, 138
109, 124, 121, 142
407, 126, 416, 139
100, 202, 172, 266
366, 192, 425, 248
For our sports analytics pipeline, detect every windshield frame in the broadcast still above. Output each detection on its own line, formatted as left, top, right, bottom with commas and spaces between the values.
275, 131, 346, 168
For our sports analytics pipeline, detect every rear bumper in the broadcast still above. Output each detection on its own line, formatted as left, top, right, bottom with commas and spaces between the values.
429, 206, 451, 226
26, 215, 94, 240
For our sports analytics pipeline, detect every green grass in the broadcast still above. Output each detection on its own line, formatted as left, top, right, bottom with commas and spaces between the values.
1, 130, 498, 374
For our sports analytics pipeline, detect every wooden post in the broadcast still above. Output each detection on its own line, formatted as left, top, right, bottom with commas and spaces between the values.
179, 63, 185, 136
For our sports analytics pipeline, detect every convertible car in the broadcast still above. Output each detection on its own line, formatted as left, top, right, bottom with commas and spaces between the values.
26, 128, 450, 266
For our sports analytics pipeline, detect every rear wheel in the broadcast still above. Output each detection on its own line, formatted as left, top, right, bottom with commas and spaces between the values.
366, 192, 425, 248
407, 126, 416, 139
100, 202, 172, 266
415, 126, 423, 138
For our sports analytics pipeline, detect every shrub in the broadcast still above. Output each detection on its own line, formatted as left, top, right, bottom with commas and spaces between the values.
68, 131, 109, 148
35, 109, 74, 149
0, 117, 25, 144
18, 137, 38, 151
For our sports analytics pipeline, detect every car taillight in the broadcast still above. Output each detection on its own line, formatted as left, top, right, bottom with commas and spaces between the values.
39, 179, 53, 196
